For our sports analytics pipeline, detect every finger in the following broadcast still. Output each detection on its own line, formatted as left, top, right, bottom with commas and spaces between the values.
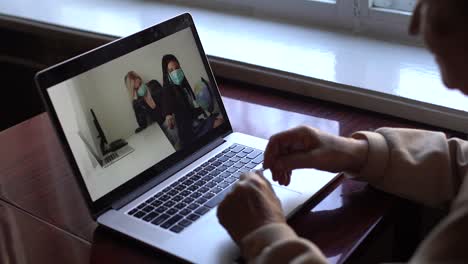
277, 170, 287, 186
272, 150, 318, 172
264, 126, 317, 169
264, 128, 302, 169
285, 171, 291, 186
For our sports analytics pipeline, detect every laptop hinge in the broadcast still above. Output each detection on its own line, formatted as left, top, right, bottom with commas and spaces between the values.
110, 137, 226, 210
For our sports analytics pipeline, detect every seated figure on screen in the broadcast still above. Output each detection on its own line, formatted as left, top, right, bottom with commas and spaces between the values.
161, 54, 224, 149
124, 71, 179, 148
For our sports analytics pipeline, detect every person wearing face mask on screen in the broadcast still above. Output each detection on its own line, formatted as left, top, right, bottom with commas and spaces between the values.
217, 1, 468, 263
161, 54, 223, 149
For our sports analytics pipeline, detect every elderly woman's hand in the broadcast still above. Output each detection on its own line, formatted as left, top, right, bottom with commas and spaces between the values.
217, 172, 286, 244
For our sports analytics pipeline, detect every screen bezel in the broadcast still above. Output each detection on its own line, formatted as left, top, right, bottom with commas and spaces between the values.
35, 13, 233, 217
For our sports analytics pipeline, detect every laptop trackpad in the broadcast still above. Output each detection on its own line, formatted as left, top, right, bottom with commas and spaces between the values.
271, 185, 303, 216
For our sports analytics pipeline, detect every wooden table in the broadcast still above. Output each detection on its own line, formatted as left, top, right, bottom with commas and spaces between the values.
0, 78, 449, 263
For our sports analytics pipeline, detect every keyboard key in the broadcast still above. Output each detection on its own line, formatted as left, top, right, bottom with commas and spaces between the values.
151, 214, 169, 225
220, 172, 231, 179
194, 167, 203, 172
215, 153, 223, 158
213, 177, 223, 183
190, 192, 202, 199
211, 161, 222, 167
227, 167, 237, 173
170, 225, 184, 233
198, 186, 210, 193
183, 179, 194, 186
134, 211, 146, 218
233, 162, 244, 169
231, 145, 245, 153
191, 175, 201, 181
180, 190, 192, 196
206, 182, 216, 188
208, 172, 218, 177
173, 195, 183, 202
230, 157, 241, 163
229, 144, 238, 149
156, 206, 168, 213
146, 197, 155, 203
137, 203, 146, 210
174, 185, 185, 191
195, 206, 210, 215
238, 168, 250, 173
187, 203, 199, 210
240, 158, 251, 164
143, 212, 159, 222
187, 214, 200, 221
178, 219, 193, 227
236, 152, 247, 158
196, 180, 207, 185
160, 194, 171, 201
245, 163, 258, 169
161, 215, 183, 229
247, 150, 262, 159
162, 187, 172, 193
188, 185, 199, 192
202, 175, 214, 182
218, 182, 230, 189
205, 165, 216, 171
252, 154, 264, 164
202, 192, 215, 199
211, 187, 223, 194
206, 185, 235, 208
182, 197, 194, 204
164, 201, 176, 207
242, 147, 254, 153
179, 209, 191, 216
216, 165, 228, 172
223, 161, 234, 167
192, 181, 205, 188
225, 152, 235, 158
167, 208, 178, 215
128, 208, 138, 215
218, 156, 229, 162
225, 177, 237, 183
233, 172, 243, 178
142, 205, 154, 213
200, 169, 210, 175
196, 197, 208, 204
175, 203, 186, 210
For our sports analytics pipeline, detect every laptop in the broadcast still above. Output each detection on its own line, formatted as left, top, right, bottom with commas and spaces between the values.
77, 109, 134, 168
35, 14, 337, 263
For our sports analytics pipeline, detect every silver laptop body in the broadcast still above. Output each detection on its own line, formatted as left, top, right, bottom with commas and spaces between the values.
35, 14, 337, 263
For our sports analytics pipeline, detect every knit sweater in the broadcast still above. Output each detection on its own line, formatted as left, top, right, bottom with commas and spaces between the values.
241, 128, 468, 264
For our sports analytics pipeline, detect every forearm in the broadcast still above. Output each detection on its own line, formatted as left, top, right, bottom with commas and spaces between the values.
346, 128, 466, 208
241, 223, 328, 264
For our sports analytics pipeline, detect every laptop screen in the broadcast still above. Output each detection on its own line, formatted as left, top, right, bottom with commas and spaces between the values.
46, 26, 226, 202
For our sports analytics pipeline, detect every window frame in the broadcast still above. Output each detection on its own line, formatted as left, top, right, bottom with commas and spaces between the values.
162, 0, 419, 43
357, 0, 418, 43
165, 0, 354, 29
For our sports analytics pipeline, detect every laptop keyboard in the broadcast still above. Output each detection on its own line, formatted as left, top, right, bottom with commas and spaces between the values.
127, 143, 264, 233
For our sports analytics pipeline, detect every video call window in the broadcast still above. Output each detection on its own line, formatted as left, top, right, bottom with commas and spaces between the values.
48, 28, 225, 201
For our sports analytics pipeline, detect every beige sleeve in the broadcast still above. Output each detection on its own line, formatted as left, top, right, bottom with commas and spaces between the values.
241, 223, 328, 264
346, 128, 468, 208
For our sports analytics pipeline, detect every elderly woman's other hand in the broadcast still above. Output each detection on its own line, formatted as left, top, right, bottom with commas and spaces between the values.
217, 172, 286, 244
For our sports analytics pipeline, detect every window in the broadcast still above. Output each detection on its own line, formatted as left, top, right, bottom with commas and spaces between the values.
165, 0, 417, 42
373, 0, 417, 13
